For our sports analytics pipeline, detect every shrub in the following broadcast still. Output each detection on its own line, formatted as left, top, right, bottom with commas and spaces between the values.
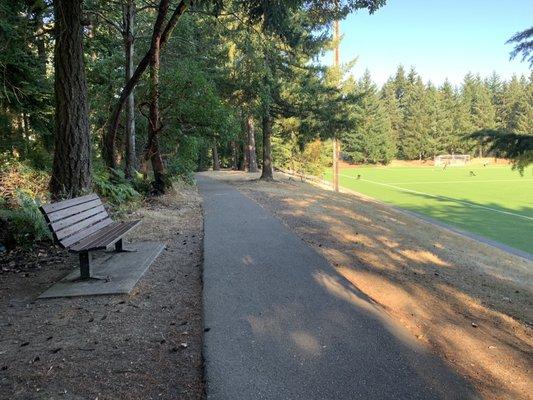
272, 137, 332, 177
130, 171, 153, 196
92, 169, 141, 207
0, 190, 51, 247
0, 156, 49, 207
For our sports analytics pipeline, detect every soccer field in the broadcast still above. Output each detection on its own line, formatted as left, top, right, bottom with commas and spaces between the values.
324, 165, 533, 255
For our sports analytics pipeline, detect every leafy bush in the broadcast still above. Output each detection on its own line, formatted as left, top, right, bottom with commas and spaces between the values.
0, 190, 51, 247
165, 136, 204, 183
92, 168, 141, 206
26, 145, 53, 171
272, 137, 332, 177
130, 171, 153, 196
0, 156, 49, 207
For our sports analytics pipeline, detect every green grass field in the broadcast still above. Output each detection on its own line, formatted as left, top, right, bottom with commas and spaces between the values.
324, 165, 533, 254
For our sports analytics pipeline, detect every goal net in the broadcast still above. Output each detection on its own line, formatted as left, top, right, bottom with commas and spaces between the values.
434, 154, 470, 166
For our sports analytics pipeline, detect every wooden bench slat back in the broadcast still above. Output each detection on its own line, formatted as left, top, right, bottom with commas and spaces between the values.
45, 199, 103, 223
49, 205, 106, 231
54, 211, 111, 241
40, 194, 113, 249
41, 193, 99, 214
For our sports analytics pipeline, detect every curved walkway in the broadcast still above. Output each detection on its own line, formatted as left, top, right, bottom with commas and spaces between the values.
198, 174, 478, 400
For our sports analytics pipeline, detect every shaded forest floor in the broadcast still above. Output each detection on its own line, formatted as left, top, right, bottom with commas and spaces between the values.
0, 182, 204, 400
207, 170, 532, 400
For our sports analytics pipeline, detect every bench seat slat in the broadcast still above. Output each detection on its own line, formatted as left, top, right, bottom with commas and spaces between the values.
54, 211, 111, 241
87, 220, 140, 249
60, 218, 113, 248
69, 220, 140, 252
50, 205, 107, 231
46, 199, 103, 223
41, 193, 99, 213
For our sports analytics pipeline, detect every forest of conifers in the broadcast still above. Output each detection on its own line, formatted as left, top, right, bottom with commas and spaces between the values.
0, 0, 531, 245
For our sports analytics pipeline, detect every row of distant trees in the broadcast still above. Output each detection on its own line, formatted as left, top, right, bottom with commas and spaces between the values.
332, 66, 532, 164
268, 27, 532, 170
1, 0, 391, 199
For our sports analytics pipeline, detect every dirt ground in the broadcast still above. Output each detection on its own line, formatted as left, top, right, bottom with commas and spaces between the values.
208, 170, 532, 400
0, 182, 204, 400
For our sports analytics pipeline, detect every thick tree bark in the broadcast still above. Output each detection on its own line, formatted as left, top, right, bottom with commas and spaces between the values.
103, 0, 188, 169
246, 115, 259, 172
123, 0, 136, 179
212, 144, 220, 170
260, 113, 274, 180
145, 2, 167, 194
50, 0, 91, 199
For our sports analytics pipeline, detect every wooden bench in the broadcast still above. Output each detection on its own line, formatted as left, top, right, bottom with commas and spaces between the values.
40, 193, 140, 280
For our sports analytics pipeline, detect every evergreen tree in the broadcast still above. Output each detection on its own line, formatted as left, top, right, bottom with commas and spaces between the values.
398, 68, 429, 159
0, 1, 53, 161
436, 80, 457, 154
470, 75, 496, 156
486, 72, 505, 128
50, 0, 91, 198
506, 75, 532, 135
342, 70, 394, 164
507, 26, 533, 67
391, 65, 408, 107
424, 82, 441, 157
380, 80, 401, 151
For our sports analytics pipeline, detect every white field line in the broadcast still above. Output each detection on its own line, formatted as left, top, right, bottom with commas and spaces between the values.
340, 166, 520, 172
386, 179, 533, 185
337, 173, 533, 221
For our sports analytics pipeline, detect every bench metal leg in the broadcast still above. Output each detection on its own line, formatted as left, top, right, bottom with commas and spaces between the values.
113, 239, 136, 253
79, 251, 91, 280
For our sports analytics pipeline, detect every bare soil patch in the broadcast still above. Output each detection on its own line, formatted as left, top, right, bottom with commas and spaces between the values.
0, 182, 204, 400
208, 170, 532, 400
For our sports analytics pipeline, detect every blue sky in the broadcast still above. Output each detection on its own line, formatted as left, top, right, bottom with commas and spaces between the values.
328, 0, 532, 86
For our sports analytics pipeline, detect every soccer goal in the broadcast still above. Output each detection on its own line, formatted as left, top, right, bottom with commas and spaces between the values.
434, 154, 470, 166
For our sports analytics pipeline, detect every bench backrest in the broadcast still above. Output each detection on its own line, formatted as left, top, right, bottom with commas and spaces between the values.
40, 193, 112, 248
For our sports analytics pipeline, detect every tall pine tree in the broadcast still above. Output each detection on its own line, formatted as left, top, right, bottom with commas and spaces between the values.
343, 70, 394, 164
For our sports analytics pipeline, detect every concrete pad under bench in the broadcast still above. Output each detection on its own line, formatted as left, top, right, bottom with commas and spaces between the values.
39, 241, 165, 299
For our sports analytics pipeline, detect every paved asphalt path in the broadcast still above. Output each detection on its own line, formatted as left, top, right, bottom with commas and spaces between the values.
198, 175, 478, 400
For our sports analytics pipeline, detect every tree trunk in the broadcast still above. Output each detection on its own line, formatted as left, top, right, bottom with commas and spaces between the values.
260, 8, 274, 181
231, 140, 238, 170
146, 11, 167, 194
246, 115, 259, 172
260, 113, 274, 180
241, 139, 247, 171
50, 0, 91, 199
123, 0, 136, 179
103, 0, 188, 169
212, 143, 220, 170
